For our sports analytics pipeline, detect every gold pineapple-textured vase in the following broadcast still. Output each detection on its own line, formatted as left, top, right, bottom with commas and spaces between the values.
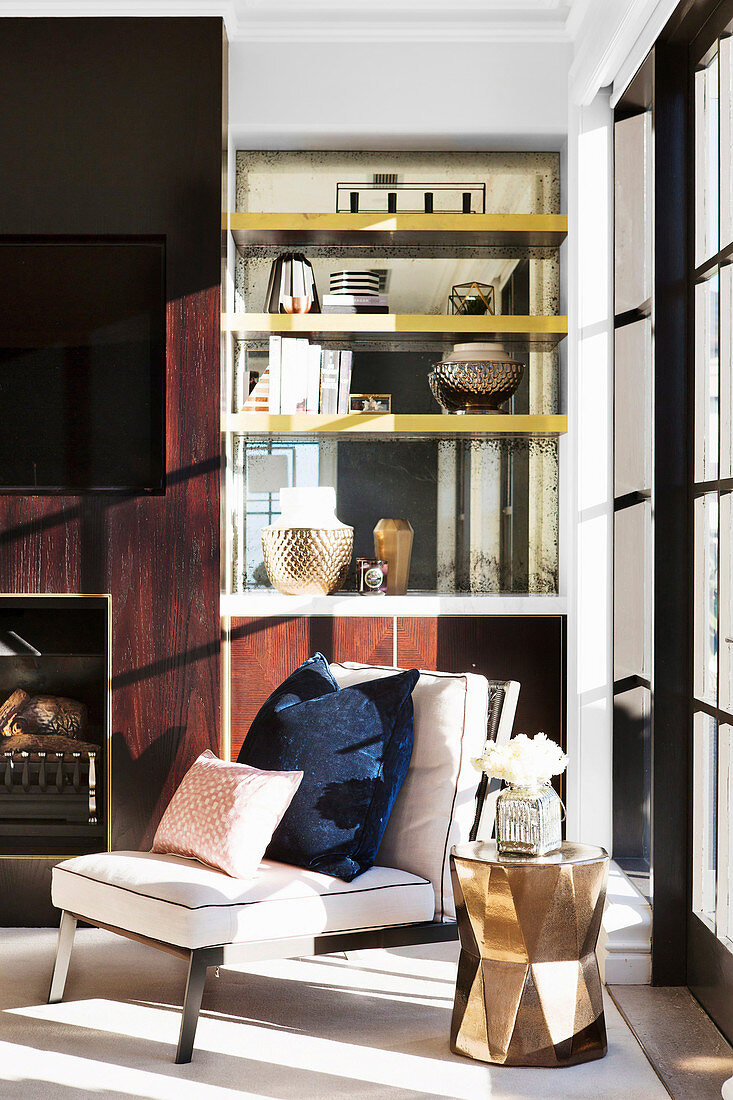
261, 486, 353, 596
373, 518, 414, 595
262, 527, 353, 595
496, 781, 562, 857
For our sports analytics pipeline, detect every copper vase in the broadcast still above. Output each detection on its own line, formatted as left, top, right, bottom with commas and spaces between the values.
264, 253, 320, 314
373, 518, 413, 595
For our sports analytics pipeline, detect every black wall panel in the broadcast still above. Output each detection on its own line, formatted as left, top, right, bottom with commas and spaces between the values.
0, 18, 224, 924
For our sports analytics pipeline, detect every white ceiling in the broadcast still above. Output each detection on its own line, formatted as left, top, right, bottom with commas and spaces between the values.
231, 0, 590, 42
0, 0, 674, 104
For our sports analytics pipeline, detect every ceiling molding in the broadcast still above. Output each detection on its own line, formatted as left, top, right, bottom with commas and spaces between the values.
569, 0, 676, 105
239, 0, 567, 8
232, 18, 572, 44
230, 1, 575, 43
610, 0, 679, 106
0, 0, 583, 43
0, 1, 589, 46
563, 0, 593, 39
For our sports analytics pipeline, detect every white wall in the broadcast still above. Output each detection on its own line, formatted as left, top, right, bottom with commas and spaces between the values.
564, 89, 614, 852
229, 39, 572, 149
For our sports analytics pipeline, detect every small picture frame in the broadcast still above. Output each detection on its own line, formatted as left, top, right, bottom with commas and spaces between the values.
349, 394, 392, 413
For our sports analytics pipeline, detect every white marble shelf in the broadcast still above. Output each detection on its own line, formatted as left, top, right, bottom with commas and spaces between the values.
220, 592, 567, 618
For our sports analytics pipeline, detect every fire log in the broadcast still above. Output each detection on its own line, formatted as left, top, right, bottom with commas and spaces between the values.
0, 689, 31, 737
10, 695, 88, 739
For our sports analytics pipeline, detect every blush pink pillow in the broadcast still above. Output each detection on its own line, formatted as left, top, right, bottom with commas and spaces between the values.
152, 750, 303, 879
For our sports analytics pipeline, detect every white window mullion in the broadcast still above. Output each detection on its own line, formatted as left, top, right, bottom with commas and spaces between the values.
693, 711, 718, 931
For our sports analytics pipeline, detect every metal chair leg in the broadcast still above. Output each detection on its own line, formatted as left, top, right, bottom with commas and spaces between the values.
48, 911, 77, 1003
175, 950, 209, 1064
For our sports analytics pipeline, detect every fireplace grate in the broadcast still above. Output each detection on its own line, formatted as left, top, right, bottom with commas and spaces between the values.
0, 749, 99, 828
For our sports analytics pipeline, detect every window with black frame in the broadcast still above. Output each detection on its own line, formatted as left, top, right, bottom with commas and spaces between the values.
688, 13, 733, 1042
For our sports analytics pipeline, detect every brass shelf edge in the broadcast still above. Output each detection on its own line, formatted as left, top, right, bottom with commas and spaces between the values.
230, 212, 568, 227
223, 312, 568, 336
230, 211, 567, 242
222, 413, 567, 436
229, 212, 568, 254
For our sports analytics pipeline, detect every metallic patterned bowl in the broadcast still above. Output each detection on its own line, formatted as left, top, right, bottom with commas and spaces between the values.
429, 358, 524, 413
261, 526, 353, 595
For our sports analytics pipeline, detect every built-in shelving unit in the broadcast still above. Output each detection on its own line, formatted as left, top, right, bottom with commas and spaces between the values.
221, 153, 569, 801
224, 412, 567, 436
224, 187, 568, 603
224, 312, 567, 349
230, 212, 568, 252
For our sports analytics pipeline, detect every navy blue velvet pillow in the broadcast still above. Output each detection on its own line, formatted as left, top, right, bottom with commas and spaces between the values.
238, 663, 419, 881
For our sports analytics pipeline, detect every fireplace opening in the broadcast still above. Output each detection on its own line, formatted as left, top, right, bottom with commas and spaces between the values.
0, 595, 109, 857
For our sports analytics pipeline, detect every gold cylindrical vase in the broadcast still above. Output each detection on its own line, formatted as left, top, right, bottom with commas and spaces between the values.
373, 518, 414, 595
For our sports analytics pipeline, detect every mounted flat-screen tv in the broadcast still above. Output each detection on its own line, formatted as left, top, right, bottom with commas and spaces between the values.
0, 238, 165, 492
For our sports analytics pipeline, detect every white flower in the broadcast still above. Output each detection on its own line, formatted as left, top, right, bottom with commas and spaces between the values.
472, 732, 567, 786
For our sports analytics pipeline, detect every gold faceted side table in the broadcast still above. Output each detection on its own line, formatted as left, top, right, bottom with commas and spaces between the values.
450, 841, 609, 1068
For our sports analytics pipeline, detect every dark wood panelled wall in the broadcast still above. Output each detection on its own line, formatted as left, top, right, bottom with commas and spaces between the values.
0, 19, 224, 923
230, 617, 565, 762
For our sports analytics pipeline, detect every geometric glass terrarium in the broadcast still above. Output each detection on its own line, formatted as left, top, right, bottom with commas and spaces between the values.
448, 281, 496, 315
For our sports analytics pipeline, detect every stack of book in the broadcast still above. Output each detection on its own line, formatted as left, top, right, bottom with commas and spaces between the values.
256, 336, 352, 415
322, 268, 389, 314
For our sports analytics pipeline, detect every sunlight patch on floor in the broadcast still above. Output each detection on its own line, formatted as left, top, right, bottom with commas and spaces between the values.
0, 930, 669, 1100
6, 1000, 494, 1099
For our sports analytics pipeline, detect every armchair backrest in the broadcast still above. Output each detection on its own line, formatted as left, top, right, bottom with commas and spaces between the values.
330, 662, 519, 922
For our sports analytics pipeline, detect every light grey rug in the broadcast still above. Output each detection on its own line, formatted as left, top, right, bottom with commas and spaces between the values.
0, 928, 666, 1099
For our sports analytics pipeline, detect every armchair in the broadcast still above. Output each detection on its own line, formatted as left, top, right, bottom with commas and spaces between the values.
48, 664, 519, 1063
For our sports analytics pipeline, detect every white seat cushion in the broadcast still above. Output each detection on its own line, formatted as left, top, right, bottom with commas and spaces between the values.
330, 662, 489, 922
52, 851, 435, 950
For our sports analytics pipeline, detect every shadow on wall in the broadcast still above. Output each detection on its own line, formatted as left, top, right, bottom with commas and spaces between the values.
111, 727, 187, 851
230, 616, 565, 770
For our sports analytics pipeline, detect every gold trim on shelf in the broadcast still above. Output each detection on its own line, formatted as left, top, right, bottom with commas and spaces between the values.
223, 313, 567, 349
230, 212, 568, 250
223, 413, 567, 436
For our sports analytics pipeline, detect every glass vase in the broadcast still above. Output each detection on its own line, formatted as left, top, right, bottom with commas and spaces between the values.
495, 781, 562, 856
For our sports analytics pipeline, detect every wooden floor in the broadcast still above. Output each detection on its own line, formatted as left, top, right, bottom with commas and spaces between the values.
609, 986, 733, 1099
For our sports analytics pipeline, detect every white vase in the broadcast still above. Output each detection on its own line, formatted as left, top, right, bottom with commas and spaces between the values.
446, 342, 513, 363
270, 487, 348, 531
